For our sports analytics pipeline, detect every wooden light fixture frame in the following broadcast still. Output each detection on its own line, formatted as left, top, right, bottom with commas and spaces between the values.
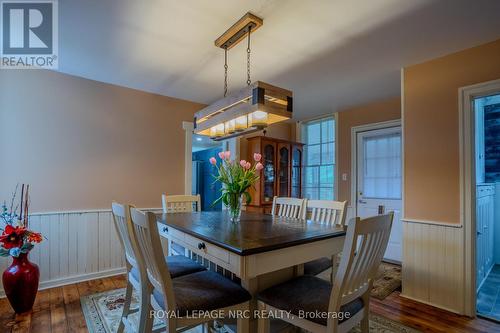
194, 12, 293, 140
215, 12, 263, 50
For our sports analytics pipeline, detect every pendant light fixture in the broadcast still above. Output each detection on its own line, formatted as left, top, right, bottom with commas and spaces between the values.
194, 12, 293, 141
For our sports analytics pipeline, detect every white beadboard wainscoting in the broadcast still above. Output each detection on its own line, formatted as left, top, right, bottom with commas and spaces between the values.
0, 208, 161, 297
401, 219, 465, 314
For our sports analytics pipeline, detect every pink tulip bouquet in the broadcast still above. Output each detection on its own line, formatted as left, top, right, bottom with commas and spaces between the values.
210, 151, 263, 222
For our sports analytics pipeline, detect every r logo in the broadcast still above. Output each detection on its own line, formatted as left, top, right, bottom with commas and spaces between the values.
2, 2, 53, 54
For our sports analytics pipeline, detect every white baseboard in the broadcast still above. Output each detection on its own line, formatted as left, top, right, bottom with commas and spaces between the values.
0, 266, 126, 298
399, 293, 464, 316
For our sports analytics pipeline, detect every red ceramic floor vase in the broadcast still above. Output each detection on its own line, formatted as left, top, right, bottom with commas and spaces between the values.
2, 253, 40, 313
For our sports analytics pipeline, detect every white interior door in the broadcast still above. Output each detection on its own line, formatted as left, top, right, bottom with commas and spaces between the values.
356, 126, 402, 262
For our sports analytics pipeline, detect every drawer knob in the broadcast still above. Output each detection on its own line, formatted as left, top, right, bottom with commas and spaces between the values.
198, 242, 206, 250
162, 227, 168, 233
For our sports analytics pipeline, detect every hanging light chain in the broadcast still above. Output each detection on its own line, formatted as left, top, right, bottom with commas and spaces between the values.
224, 47, 228, 97
246, 25, 252, 86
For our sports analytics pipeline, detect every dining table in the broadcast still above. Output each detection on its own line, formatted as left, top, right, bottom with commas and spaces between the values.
156, 211, 346, 332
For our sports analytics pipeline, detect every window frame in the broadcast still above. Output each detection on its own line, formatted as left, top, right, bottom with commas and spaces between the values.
300, 114, 337, 200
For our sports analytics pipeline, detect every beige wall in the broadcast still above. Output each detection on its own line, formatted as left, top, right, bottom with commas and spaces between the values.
404, 38, 500, 223
0, 70, 204, 212
337, 98, 401, 203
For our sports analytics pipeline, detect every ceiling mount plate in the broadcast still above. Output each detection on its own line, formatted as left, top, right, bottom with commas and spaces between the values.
215, 12, 263, 50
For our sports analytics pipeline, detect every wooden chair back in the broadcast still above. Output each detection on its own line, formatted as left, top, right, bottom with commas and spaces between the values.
307, 200, 348, 226
271, 196, 306, 219
129, 208, 176, 312
327, 212, 394, 329
162, 194, 201, 213
111, 202, 140, 269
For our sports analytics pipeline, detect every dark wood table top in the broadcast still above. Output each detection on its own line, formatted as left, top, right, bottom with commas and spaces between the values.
156, 211, 346, 256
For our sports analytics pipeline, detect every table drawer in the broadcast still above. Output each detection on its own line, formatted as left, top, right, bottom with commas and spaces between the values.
157, 223, 184, 241
184, 234, 230, 263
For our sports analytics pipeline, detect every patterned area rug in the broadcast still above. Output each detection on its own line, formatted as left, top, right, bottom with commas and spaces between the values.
81, 288, 419, 333
371, 262, 402, 300
317, 262, 402, 301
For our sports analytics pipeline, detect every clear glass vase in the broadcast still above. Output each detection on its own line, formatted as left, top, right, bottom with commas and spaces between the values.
227, 192, 243, 223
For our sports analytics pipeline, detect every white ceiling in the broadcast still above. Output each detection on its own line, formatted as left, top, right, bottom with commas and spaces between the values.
59, 0, 500, 119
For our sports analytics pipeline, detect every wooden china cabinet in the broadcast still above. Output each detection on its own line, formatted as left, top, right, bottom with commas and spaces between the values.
246, 136, 304, 214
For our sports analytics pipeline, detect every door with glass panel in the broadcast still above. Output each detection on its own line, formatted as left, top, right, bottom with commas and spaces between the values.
356, 126, 402, 262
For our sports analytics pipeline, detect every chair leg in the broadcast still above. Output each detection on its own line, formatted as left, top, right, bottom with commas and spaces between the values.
117, 279, 133, 333
360, 292, 371, 333
167, 318, 177, 333
257, 302, 270, 333
237, 303, 250, 333
237, 316, 249, 333
360, 314, 369, 333
139, 283, 153, 333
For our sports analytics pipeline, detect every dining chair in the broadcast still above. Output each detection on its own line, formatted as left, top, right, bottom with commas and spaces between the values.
129, 208, 251, 333
257, 212, 394, 333
271, 196, 306, 219
162, 194, 201, 213
304, 200, 348, 279
112, 202, 206, 333
161, 194, 201, 256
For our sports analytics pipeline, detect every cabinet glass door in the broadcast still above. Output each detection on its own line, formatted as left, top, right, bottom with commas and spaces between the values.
263, 143, 275, 202
291, 146, 302, 198
278, 145, 289, 196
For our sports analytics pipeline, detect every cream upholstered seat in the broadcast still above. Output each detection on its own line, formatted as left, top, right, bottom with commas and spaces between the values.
257, 213, 394, 333
111, 202, 205, 333
129, 207, 251, 333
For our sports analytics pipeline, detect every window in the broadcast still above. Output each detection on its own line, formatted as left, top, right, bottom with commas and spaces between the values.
301, 117, 335, 200
362, 132, 401, 199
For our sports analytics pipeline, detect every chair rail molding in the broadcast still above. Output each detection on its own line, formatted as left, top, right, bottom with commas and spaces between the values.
402, 218, 463, 228
0, 208, 161, 298
459, 78, 500, 316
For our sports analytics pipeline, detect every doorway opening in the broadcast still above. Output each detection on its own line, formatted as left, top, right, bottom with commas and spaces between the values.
192, 134, 222, 211
351, 120, 402, 263
474, 93, 500, 321
460, 78, 500, 317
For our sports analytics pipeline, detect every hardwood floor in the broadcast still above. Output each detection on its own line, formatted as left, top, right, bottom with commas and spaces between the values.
1, 275, 128, 333
1, 275, 499, 333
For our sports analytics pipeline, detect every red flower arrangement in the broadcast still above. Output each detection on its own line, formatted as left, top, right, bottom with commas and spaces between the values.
0, 185, 43, 258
